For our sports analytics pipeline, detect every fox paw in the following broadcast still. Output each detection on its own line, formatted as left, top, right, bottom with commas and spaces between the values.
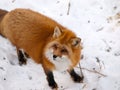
73, 75, 84, 83
49, 82, 58, 90
19, 58, 27, 66
69, 69, 84, 83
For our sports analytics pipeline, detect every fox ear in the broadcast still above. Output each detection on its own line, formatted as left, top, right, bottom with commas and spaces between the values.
53, 26, 62, 38
71, 37, 81, 47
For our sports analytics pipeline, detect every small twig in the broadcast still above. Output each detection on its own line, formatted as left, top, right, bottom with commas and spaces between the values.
67, 1, 71, 15
76, 66, 107, 77
102, 39, 112, 52
82, 84, 87, 89
96, 27, 104, 32
101, 61, 105, 69
79, 63, 84, 77
81, 67, 107, 77
102, 39, 109, 47
96, 57, 102, 70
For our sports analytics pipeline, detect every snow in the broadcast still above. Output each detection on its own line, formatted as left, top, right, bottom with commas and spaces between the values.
0, 0, 120, 90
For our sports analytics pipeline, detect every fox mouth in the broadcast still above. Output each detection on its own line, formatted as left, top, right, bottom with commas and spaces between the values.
45, 49, 71, 71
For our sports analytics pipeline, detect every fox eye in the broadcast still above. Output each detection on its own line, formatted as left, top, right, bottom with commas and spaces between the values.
52, 44, 58, 49
61, 49, 68, 53
74, 40, 79, 46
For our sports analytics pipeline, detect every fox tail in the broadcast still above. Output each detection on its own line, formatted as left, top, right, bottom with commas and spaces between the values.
0, 9, 8, 37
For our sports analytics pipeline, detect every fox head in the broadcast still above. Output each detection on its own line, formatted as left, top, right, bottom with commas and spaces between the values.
44, 26, 82, 71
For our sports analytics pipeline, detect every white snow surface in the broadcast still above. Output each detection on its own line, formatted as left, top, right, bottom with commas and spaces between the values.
0, 0, 120, 90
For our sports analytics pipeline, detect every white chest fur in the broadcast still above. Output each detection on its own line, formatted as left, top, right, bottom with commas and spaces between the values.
45, 49, 71, 71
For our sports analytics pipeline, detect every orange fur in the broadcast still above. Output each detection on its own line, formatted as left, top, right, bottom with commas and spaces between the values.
0, 8, 82, 89
0, 8, 82, 69
0, 9, 8, 36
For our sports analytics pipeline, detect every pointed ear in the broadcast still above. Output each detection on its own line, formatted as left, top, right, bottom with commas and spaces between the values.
71, 37, 81, 47
53, 26, 62, 38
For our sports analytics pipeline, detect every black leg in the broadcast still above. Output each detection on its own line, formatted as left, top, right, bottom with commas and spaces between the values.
24, 52, 29, 58
69, 69, 84, 83
18, 50, 27, 65
46, 71, 58, 89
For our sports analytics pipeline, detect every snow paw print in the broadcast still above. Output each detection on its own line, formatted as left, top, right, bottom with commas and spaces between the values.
0, 58, 8, 79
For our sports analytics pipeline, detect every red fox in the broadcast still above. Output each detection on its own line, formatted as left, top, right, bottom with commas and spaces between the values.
0, 8, 83, 89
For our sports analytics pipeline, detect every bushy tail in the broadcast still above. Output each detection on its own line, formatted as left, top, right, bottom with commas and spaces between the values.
0, 9, 8, 37
0, 9, 8, 22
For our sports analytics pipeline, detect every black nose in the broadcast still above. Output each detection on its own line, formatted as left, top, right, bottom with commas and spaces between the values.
53, 55, 57, 59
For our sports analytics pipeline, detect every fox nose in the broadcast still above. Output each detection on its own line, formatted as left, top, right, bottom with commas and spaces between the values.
53, 55, 57, 59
